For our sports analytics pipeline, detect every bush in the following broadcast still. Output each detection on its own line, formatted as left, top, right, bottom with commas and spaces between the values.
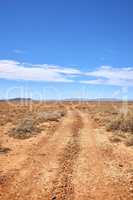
37, 110, 65, 122
10, 117, 39, 139
106, 112, 133, 133
9, 110, 65, 139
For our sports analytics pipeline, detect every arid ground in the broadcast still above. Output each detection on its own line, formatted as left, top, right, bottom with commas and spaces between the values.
0, 101, 133, 200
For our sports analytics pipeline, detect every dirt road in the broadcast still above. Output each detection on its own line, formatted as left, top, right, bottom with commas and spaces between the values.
0, 109, 133, 199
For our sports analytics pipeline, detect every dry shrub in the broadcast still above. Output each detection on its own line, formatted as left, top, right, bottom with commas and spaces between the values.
10, 117, 39, 139
92, 105, 119, 127
106, 112, 133, 133
8, 110, 65, 139
37, 110, 65, 123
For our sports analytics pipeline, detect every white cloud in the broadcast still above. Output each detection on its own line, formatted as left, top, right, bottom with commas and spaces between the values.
38, 64, 82, 75
86, 66, 133, 81
0, 60, 81, 82
0, 60, 133, 87
81, 79, 105, 85
83, 66, 133, 86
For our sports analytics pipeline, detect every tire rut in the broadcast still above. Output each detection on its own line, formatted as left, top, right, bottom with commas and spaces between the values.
49, 113, 83, 200
0, 111, 74, 200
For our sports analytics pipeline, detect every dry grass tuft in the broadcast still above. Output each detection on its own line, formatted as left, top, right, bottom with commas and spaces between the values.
37, 110, 65, 123
106, 112, 133, 133
8, 110, 65, 139
10, 117, 39, 139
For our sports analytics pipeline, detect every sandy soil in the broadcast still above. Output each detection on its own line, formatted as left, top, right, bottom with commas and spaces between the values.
0, 105, 133, 200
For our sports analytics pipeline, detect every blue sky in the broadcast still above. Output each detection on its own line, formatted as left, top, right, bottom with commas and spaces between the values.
0, 0, 133, 100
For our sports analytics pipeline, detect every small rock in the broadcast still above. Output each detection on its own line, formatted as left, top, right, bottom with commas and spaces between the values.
52, 196, 56, 200
119, 164, 123, 168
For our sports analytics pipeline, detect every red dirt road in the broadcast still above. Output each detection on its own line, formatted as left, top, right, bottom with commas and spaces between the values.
0, 109, 133, 199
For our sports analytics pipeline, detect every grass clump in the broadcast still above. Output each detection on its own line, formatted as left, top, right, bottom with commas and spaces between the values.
106, 112, 133, 133
37, 110, 65, 122
10, 117, 39, 139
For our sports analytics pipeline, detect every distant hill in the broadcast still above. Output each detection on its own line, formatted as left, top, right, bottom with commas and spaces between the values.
62, 98, 120, 102
0, 98, 132, 102
0, 98, 32, 102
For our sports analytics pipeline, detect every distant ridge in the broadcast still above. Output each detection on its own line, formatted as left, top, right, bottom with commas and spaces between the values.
0, 98, 32, 102
0, 98, 132, 102
62, 98, 120, 102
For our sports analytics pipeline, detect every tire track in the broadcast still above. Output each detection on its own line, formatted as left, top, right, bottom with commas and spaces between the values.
73, 111, 105, 200
0, 111, 74, 200
49, 112, 83, 200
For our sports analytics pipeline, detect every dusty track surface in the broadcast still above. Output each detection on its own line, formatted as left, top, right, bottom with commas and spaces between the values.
0, 108, 133, 199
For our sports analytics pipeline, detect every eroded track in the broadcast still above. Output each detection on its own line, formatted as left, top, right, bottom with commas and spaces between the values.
49, 113, 83, 200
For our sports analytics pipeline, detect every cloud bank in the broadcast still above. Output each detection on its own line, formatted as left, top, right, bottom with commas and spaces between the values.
0, 60, 80, 83
82, 66, 133, 86
0, 60, 133, 87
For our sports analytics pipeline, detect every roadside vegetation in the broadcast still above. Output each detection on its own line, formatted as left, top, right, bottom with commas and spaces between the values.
8, 109, 66, 139
9, 117, 39, 139
106, 112, 133, 133
79, 102, 133, 146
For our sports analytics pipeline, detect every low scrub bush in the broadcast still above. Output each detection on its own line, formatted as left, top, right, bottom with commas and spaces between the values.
37, 110, 65, 122
9, 110, 65, 139
106, 112, 133, 133
10, 117, 39, 139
